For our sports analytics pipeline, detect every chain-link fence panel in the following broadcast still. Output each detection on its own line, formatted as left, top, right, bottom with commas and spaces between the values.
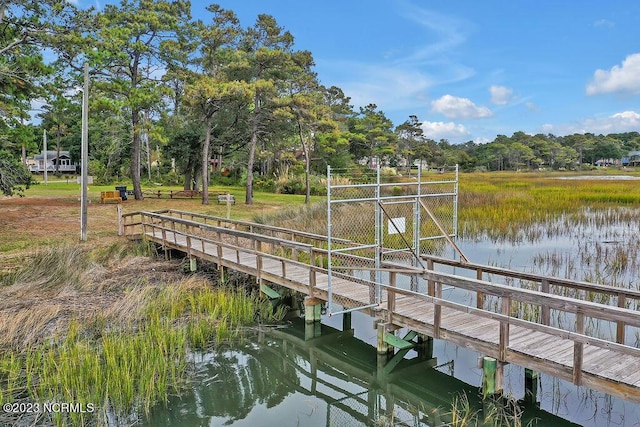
326, 165, 459, 314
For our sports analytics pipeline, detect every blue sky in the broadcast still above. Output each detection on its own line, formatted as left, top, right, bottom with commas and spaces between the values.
88, 1, 640, 144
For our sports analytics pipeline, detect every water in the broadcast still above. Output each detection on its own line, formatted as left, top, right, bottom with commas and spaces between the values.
143, 318, 582, 427
143, 314, 640, 426
144, 209, 640, 426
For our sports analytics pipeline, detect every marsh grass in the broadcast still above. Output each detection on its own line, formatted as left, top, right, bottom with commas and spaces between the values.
459, 173, 640, 243
445, 393, 533, 427
0, 245, 285, 426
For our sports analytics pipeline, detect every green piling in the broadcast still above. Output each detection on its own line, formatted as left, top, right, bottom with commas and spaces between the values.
483, 356, 497, 397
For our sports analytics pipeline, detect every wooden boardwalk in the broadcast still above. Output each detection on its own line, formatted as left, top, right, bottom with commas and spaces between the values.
121, 209, 640, 404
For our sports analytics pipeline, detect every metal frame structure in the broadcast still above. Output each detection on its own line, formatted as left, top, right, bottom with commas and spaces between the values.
326, 164, 460, 315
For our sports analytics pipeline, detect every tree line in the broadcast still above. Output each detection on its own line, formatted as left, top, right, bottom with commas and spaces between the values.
1, 1, 639, 199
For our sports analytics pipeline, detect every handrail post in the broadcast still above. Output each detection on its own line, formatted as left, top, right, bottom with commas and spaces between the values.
309, 248, 316, 297
216, 244, 224, 282
256, 241, 262, 285
173, 220, 178, 245
161, 222, 167, 246
387, 272, 397, 323
500, 296, 510, 361
476, 267, 484, 309
617, 293, 626, 344
573, 312, 584, 386
541, 279, 550, 325
433, 281, 442, 339
141, 214, 147, 239
117, 205, 124, 236
427, 259, 435, 296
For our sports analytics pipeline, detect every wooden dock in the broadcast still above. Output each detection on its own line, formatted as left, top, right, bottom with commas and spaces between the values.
121, 209, 640, 404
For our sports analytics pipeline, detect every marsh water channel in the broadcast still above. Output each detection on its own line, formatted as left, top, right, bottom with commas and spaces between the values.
143, 206, 640, 426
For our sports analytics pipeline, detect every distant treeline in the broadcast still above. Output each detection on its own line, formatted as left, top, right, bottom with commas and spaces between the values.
2, 2, 639, 199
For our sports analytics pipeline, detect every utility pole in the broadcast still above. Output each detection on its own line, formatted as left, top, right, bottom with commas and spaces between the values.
80, 63, 89, 241
43, 130, 47, 184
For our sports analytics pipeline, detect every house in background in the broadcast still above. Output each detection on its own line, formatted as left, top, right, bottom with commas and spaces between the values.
628, 151, 640, 167
28, 150, 77, 173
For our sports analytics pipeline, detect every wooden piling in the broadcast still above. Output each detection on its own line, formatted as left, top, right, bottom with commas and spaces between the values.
483, 357, 497, 397
377, 322, 389, 355
304, 297, 322, 324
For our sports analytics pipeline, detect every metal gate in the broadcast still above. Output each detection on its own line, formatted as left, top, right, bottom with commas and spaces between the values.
326, 164, 460, 315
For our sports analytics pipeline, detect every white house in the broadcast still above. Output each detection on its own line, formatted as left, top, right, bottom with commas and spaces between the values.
29, 150, 77, 173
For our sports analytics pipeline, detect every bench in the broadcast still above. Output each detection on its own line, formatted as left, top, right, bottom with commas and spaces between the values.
100, 191, 122, 204
217, 194, 235, 204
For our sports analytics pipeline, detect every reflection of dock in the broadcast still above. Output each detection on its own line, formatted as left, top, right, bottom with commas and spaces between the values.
260, 318, 578, 426
122, 209, 640, 406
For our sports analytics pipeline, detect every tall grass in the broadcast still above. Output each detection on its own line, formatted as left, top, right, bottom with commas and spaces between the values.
445, 393, 533, 427
459, 173, 640, 242
0, 245, 285, 426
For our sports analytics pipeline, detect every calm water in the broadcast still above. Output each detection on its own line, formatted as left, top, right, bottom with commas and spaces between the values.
143, 314, 640, 426
144, 210, 640, 426
143, 318, 583, 427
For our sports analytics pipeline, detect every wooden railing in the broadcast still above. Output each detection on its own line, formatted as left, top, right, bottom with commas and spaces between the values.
421, 254, 640, 345
123, 210, 640, 390
155, 209, 356, 248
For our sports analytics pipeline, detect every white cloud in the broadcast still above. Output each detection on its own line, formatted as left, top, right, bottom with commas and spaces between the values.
610, 111, 640, 126
420, 120, 470, 141
489, 85, 513, 105
586, 53, 640, 95
542, 110, 640, 135
431, 94, 493, 119
473, 137, 492, 145
593, 19, 615, 28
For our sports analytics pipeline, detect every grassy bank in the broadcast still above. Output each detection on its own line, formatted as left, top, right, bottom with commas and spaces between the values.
0, 244, 284, 426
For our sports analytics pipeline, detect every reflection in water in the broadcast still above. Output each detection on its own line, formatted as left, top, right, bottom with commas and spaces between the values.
143, 207, 640, 426
144, 318, 582, 427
